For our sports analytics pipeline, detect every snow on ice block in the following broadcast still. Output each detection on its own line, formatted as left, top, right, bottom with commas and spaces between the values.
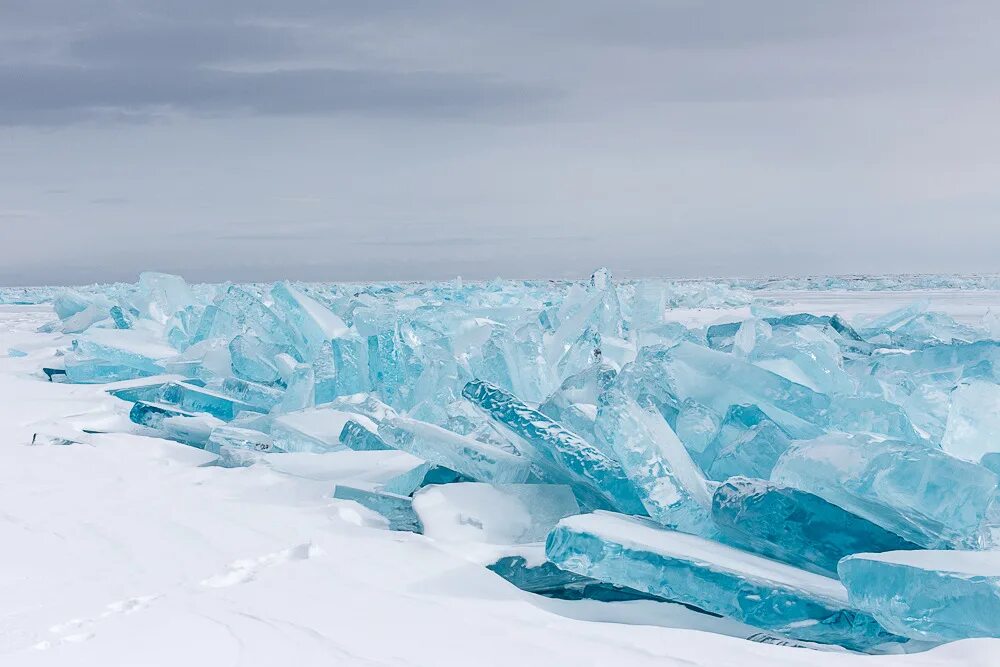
839, 550, 1000, 642
72, 328, 175, 373
712, 477, 919, 577
771, 433, 1000, 549
545, 512, 900, 650
379, 415, 531, 484
268, 407, 358, 453
463, 379, 644, 514
594, 390, 714, 535
412, 483, 580, 544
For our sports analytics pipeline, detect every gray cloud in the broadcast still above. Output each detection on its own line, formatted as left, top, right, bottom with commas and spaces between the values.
0, 62, 552, 125
1, 1, 999, 285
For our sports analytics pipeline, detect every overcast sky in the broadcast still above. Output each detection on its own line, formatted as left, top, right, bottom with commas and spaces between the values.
1, 1, 999, 285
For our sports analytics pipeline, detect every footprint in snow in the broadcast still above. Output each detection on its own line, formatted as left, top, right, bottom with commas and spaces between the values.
200, 542, 321, 588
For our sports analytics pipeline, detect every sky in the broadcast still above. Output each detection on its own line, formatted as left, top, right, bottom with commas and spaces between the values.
1, 1, 999, 285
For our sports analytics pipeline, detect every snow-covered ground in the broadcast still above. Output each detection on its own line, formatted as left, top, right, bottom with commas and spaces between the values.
2, 298, 999, 667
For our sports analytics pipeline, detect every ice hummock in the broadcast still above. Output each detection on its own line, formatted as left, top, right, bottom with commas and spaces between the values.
31, 269, 1000, 651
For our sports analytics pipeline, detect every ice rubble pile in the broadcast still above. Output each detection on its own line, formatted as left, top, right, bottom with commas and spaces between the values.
41, 270, 1000, 650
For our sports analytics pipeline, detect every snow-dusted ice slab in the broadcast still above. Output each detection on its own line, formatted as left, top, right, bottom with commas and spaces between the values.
545, 511, 899, 650
772, 433, 1000, 549
380, 415, 531, 484
839, 550, 1000, 642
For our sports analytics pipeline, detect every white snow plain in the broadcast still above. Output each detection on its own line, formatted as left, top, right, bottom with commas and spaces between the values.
2, 297, 1000, 666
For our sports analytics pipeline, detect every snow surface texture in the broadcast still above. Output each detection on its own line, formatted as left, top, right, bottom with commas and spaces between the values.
3, 275, 1000, 665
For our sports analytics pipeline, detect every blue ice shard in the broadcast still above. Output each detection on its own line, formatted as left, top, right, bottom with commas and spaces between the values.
487, 553, 661, 602
270, 282, 349, 356
463, 379, 645, 514
217, 377, 284, 411
772, 433, 1000, 549
545, 511, 899, 650
594, 390, 714, 535
217, 285, 296, 349
65, 356, 153, 383
273, 363, 315, 413
701, 405, 792, 481
205, 425, 279, 456
160, 381, 264, 421
332, 485, 423, 533
338, 419, 392, 451
128, 401, 223, 448
839, 550, 1000, 641
941, 379, 1000, 463
229, 335, 288, 385
712, 477, 919, 576
379, 415, 531, 484
538, 361, 618, 443
618, 342, 827, 439
381, 462, 469, 496
268, 407, 357, 453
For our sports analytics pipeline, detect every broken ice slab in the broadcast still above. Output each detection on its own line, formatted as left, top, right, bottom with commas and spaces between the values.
65, 356, 155, 384
273, 363, 315, 413
839, 550, 1000, 642
229, 335, 288, 385
618, 342, 827, 439
160, 381, 265, 421
463, 379, 644, 514
42, 367, 67, 382
381, 462, 470, 496
712, 477, 919, 577
128, 401, 223, 448
105, 375, 194, 403
487, 549, 662, 602
412, 483, 580, 544
545, 511, 899, 650
941, 380, 1000, 463
379, 415, 531, 484
216, 285, 297, 349
329, 334, 370, 395
72, 329, 175, 375
594, 390, 714, 536
332, 485, 423, 533
339, 419, 392, 451
216, 377, 284, 411
268, 407, 356, 453
538, 362, 618, 443
133, 271, 195, 323
702, 405, 791, 482
205, 425, 279, 456
270, 282, 349, 356
772, 433, 1000, 549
